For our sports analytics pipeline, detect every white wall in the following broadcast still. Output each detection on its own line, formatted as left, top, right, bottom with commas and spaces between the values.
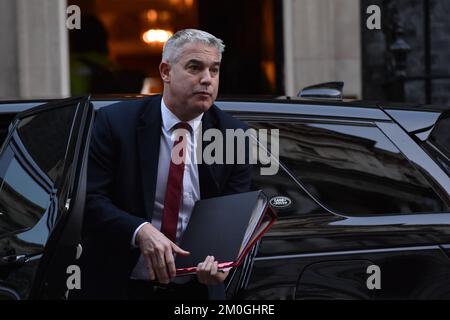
283, 0, 362, 98
0, 0, 69, 99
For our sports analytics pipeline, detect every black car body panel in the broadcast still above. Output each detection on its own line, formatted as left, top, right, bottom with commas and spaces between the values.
0, 95, 449, 299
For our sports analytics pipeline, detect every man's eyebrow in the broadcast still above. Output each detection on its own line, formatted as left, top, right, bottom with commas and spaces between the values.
185, 59, 203, 65
185, 59, 221, 66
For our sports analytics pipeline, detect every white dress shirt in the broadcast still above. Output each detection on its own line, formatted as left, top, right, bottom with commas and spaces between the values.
130, 98, 202, 280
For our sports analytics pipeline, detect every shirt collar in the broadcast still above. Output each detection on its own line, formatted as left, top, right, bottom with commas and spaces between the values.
161, 98, 203, 133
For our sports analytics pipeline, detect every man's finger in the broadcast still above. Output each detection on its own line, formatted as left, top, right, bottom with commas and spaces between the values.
197, 256, 213, 284
155, 251, 170, 284
144, 255, 156, 281
204, 258, 213, 273
171, 242, 190, 256
148, 254, 160, 281
149, 252, 166, 284
210, 261, 218, 276
197, 262, 206, 284
165, 248, 176, 279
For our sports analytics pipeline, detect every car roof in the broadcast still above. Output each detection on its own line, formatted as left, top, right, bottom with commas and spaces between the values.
0, 94, 448, 132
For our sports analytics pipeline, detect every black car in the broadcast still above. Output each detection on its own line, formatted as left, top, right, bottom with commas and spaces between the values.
0, 84, 449, 300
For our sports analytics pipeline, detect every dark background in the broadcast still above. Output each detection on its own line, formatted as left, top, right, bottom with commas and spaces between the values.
69, 0, 450, 105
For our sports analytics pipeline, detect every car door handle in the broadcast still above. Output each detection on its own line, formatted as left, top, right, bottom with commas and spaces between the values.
0, 254, 27, 266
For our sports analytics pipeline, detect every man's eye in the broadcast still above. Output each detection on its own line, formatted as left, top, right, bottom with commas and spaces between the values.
210, 68, 219, 75
188, 65, 200, 71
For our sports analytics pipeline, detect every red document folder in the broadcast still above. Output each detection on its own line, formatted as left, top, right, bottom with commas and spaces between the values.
175, 190, 277, 275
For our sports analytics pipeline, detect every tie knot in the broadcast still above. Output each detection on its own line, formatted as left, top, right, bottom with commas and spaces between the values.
174, 122, 191, 132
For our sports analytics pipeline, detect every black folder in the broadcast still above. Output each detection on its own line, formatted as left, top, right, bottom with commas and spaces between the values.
175, 190, 276, 275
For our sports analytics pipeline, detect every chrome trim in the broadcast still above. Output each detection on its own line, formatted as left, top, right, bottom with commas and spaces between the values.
254, 245, 440, 261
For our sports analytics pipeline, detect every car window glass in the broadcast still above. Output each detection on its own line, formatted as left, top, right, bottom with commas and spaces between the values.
0, 104, 78, 237
0, 146, 49, 236
429, 115, 450, 159
0, 113, 16, 147
249, 121, 447, 216
245, 126, 324, 218
251, 161, 323, 218
16, 105, 77, 183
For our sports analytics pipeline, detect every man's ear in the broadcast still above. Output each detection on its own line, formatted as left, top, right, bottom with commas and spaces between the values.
159, 62, 171, 83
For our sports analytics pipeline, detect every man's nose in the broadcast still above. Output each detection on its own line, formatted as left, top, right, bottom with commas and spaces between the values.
199, 69, 212, 85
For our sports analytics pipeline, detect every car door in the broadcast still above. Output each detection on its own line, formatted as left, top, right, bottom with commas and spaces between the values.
226, 105, 450, 299
0, 96, 94, 300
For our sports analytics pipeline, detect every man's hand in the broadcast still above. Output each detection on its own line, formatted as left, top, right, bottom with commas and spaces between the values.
196, 256, 230, 285
136, 223, 190, 284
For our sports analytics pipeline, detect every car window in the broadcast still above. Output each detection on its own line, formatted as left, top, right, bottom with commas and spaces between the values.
16, 105, 77, 183
248, 120, 447, 216
0, 105, 78, 237
251, 161, 323, 218
0, 146, 50, 236
0, 113, 16, 147
429, 114, 450, 159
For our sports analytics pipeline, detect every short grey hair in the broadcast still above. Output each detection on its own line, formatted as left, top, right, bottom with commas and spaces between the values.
162, 29, 225, 63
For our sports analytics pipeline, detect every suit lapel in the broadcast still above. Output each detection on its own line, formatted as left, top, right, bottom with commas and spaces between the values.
138, 99, 222, 214
198, 106, 221, 199
137, 96, 162, 220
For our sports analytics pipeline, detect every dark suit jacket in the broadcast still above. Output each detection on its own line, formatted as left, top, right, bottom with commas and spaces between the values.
76, 95, 252, 299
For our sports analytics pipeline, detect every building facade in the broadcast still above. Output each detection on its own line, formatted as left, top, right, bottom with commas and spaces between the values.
0, 0, 449, 105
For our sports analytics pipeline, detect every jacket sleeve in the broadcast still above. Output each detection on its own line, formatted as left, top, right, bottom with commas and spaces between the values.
83, 108, 146, 246
221, 160, 252, 195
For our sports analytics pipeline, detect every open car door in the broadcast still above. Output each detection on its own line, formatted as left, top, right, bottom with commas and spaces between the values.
0, 96, 94, 299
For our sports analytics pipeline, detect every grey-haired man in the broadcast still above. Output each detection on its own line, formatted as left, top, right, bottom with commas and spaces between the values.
77, 29, 252, 300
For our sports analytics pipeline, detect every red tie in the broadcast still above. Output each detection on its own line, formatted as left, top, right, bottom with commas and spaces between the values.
161, 122, 191, 242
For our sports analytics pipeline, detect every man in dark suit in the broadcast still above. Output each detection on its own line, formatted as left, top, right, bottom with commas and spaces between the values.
77, 29, 252, 299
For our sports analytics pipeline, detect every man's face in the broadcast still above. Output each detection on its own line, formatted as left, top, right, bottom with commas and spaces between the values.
160, 42, 221, 120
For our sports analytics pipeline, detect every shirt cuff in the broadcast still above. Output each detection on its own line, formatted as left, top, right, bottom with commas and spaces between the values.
131, 222, 149, 247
